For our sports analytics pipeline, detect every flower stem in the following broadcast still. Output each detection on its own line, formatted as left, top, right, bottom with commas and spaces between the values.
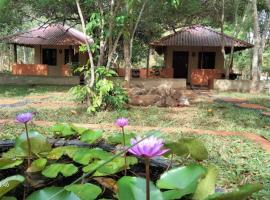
121, 127, 127, 175
24, 123, 32, 168
145, 158, 150, 200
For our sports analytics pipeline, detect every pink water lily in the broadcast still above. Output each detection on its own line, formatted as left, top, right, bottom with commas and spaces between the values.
115, 117, 128, 127
128, 136, 170, 158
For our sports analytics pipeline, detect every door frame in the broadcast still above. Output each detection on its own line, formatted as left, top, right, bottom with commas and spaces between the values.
172, 51, 189, 79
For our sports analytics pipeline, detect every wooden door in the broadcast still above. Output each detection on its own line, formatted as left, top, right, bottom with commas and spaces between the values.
172, 51, 189, 78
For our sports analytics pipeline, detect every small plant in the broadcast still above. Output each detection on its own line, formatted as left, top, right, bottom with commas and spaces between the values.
70, 66, 128, 113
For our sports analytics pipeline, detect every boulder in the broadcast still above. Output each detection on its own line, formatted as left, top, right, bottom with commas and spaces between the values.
129, 87, 148, 96
165, 96, 179, 107
129, 95, 160, 106
179, 95, 190, 106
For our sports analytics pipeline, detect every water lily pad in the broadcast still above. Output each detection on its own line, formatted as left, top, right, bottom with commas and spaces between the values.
27, 158, 47, 173
157, 164, 206, 199
166, 138, 208, 160
26, 186, 80, 200
47, 146, 113, 165
83, 156, 138, 176
51, 123, 76, 137
15, 131, 52, 155
117, 176, 163, 200
42, 163, 78, 178
0, 158, 23, 170
193, 165, 219, 200
80, 130, 103, 144
0, 175, 25, 198
65, 183, 102, 200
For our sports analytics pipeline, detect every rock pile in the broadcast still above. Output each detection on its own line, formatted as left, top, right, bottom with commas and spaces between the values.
127, 83, 190, 107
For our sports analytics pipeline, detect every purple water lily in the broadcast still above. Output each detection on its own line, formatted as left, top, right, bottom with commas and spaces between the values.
16, 112, 33, 124
16, 112, 34, 167
115, 117, 128, 128
128, 136, 170, 158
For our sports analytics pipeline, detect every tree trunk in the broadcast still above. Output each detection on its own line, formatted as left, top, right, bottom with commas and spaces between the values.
250, 0, 260, 93
124, 36, 131, 84
220, 0, 227, 78
75, 0, 95, 89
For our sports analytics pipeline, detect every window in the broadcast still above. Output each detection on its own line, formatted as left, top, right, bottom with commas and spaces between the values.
64, 49, 79, 65
198, 52, 216, 69
42, 49, 57, 66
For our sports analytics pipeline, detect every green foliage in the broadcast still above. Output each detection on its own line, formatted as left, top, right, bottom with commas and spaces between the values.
157, 164, 206, 199
0, 175, 25, 198
15, 131, 52, 156
107, 132, 136, 145
47, 146, 113, 165
42, 163, 78, 178
193, 166, 219, 200
65, 183, 102, 200
82, 156, 138, 176
166, 138, 208, 161
27, 158, 47, 173
70, 66, 128, 113
117, 176, 163, 200
0, 158, 23, 170
80, 129, 103, 144
206, 183, 263, 200
51, 123, 76, 137
26, 186, 80, 200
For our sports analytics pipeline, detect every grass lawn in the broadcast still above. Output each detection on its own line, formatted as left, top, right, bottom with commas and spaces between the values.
0, 85, 270, 199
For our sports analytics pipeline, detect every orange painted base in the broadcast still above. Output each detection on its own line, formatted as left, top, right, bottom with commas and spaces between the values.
191, 69, 222, 86
12, 64, 48, 76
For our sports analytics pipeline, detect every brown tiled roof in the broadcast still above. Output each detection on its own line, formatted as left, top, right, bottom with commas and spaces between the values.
0, 24, 93, 46
150, 25, 253, 51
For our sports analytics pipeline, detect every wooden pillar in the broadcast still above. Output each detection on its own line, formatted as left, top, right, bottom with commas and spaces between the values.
13, 44, 17, 63
69, 45, 73, 64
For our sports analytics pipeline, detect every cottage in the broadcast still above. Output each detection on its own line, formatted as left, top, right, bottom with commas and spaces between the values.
0, 24, 91, 77
149, 25, 253, 86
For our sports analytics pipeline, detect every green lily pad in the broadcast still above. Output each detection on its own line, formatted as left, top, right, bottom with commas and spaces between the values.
15, 131, 52, 155
27, 158, 47, 173
83, 156, 138, 176
107, 132, 136, 145
0, 158, 23, 170
51, 123, 76, 137
42, 163, 78, 178
157, 164, 206, 199
26, 186, 80, 200
65, 183, 102, 200
80, 130, 103, 144
165, 138, 208, 161
0, 175, 25, 198
193, 165, 219, 200
117, 176, 163, 200
47, 146, 113, 165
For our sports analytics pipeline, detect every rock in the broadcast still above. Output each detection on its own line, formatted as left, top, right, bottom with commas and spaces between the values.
129, 87, 148, 95
179, 95, 190, 106
155, 98, 166, 107
130, 82, 144, 88
165, 96, 179, 107
129, 95, 160, 106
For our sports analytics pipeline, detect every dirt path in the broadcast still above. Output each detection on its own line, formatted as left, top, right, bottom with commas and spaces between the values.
1, 119, 270, 152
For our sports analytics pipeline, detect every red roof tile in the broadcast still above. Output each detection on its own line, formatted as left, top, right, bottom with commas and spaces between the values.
150, 25, 253, 50
0, 24, 93, 46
